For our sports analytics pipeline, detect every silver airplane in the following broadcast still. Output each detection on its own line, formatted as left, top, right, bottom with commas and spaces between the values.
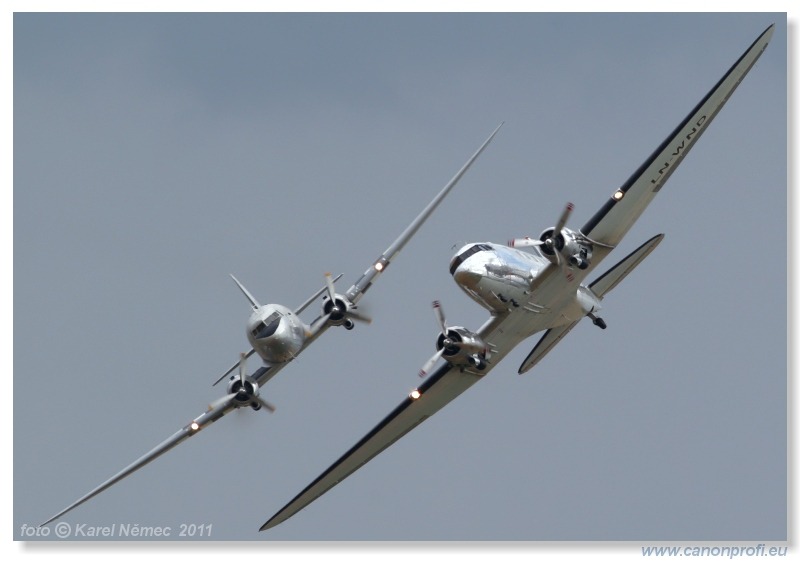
39, 123, 503, 527
261, 24, 775, 531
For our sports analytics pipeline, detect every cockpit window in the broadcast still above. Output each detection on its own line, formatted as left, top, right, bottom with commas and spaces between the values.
252, 311, 282, 339
449, 244, 493, 275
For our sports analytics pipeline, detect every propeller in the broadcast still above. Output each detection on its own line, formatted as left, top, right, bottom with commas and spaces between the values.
418, 301, 483, 377
323, 272, 372, 325
508, 202, 573, 252
508, 202, 576, 281
419, 301, 448, 377
235, 352, 276, 413
553, 201, 574, 239
419, 348, 445, 378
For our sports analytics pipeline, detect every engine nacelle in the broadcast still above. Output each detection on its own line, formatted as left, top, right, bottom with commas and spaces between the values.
226, 376, 262, 410
436, 326, 489, 370
539, 227, 593, 270
537, 227, 557, 254
561, 228, 593, 270
322, 294, 353, 326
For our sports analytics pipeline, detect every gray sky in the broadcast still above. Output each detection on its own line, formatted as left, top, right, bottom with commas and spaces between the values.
13, 12, 786, 542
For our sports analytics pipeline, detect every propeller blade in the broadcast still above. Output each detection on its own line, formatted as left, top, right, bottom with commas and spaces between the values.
239, 352, 248, 387
432, 300, 447, 334
314, 310, 333, 329
208, 392, 238, 413
252, 394, 277, 413
212, 349, 256, 387
507, 237, 544, 248
346, 309, 372, 324
554, 202, 574, 235
419, 348, 445, 378
324, 272, 337, 303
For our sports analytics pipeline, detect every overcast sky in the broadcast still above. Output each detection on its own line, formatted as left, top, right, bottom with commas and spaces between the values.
13, 12, 786, 544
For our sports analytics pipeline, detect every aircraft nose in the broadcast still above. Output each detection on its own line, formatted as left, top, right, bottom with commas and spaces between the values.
453, 266, 481, 289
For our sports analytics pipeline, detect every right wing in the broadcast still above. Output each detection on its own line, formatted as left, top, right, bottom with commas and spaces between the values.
260, 312, 510, 531
260, 361, 484, 531
580, 24, 774, 252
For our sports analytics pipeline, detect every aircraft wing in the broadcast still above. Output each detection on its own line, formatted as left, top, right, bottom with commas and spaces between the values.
260, 362, 483, 531
517, 321, 580, 375
344, 123, 503, 305
260, 313, 511, 531
580, 24, 774, 250
40, 390, 242, 527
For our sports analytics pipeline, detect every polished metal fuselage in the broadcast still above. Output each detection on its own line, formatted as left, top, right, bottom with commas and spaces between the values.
450, 242, 602, 341
246, 304, 308, 363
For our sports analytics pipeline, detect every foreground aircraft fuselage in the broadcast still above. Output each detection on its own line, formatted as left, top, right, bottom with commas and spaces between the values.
261, 24, 775, 532
452, 242, 597, 328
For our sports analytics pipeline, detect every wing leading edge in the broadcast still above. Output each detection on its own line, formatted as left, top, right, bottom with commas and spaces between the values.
40, 391, 241, 527
344, 122, 503, 305
260, 362, 484, 531
580, 24, 774, 249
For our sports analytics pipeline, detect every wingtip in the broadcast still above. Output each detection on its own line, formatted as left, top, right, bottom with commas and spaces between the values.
38, 516, 56, 529
759, 23, 776, 43
491, 121, 505, 136
39, 506, 70, 529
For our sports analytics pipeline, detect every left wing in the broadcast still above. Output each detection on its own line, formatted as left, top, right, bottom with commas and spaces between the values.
344, 122, 503, 305
40, 388, 241, 527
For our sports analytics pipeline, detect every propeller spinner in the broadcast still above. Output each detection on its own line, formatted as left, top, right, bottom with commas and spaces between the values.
508, 202, 583, 281
508, 201, 574, 254
419, 300, 487, 377
230, 352, 276, 413
322, 272, 372, 329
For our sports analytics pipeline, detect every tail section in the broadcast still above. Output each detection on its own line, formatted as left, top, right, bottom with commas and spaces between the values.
518, 234, 664, 374
588, 234, 664, 298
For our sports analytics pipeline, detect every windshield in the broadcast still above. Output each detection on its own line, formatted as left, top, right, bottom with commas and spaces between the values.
449, 244, 493, 275
251, 311, 282, 339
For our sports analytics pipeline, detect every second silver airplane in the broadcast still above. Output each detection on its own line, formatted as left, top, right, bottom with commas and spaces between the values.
40, 123, 503, 527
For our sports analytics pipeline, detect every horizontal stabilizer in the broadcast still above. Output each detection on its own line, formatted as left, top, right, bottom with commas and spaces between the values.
518, 234, 664, 375
589, 234, 664, 298
518, 321, 579, 374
